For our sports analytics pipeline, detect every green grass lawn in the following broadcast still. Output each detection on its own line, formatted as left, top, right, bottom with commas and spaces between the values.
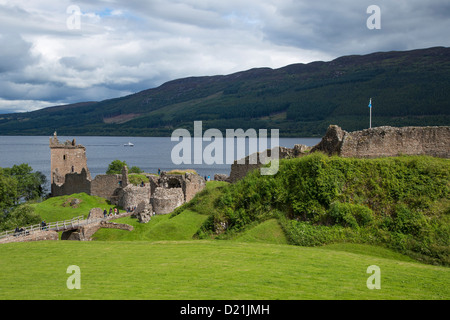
230, 219, 289, 245
31, 193, 113, 222
92, 210, 209, 241
0, 240, 448, 300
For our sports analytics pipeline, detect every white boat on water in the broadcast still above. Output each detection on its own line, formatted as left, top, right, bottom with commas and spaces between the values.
124, 142, 134, 147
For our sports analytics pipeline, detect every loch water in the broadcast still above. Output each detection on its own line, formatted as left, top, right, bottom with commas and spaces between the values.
0, 135, 321, 190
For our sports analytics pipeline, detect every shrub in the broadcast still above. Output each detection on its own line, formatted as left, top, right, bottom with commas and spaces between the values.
106, 160, 128, 174
328, 202, 374, 229
391, 204, 428, 237
129, 166, 143, 174
0, 204, 41, 231
128, 174, 149, 186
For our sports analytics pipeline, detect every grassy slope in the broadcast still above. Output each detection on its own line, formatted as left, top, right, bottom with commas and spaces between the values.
31, 193, 113, 222
92, 210, 208, 241
231, 219, 289, 245
1, 241, 449, 300
206, 155, 450, 266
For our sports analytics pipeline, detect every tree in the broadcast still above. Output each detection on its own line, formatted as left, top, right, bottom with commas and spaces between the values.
106, 160, 128, 175
0, 164, 45, 231
106, 160, 143, 175
129, 166, 143, 174
2, 164, 47, 203
0, 204, 41, 232
0, 170, 18, 214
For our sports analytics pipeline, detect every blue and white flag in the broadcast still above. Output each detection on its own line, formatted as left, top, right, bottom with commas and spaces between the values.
368, 99, 372, 108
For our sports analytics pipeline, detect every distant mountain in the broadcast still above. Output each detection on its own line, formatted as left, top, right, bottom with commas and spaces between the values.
0, 46, 449, 137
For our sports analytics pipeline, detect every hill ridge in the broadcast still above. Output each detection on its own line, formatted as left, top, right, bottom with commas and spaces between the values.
0, 46, 449, 136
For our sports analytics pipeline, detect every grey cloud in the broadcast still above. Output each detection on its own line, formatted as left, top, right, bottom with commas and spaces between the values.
0, 33, 36, 73
0, 0, 449, 113
254, 0, 450, 57
59, 56, 102, 71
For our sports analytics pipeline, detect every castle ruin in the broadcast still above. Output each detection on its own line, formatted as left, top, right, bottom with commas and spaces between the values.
50, 132, 91, 189
49, 133, 206, 216
228, 125, 450, 182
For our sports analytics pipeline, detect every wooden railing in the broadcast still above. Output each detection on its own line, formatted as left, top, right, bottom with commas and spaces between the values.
0, 211, 134, 242
0, 215, 86, 240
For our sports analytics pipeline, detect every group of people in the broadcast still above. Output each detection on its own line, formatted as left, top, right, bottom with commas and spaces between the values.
126, 206, 137, 213
14, 226, 28, 237
103, 207, 120, 217
14, 220, 48, 237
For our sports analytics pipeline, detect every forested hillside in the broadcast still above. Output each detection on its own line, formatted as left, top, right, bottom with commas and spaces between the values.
0, 46, 449, 137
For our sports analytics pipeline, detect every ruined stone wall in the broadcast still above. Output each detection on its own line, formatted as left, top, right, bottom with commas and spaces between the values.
51, 169, 91, 197
183, 172, 206, 202
61, 221, 134, 241
91, 174, 122, 200
229, 163, 261, 184
310, 125, 346, 156
50, 133, 91, 184
151, 187, 184, 215
340, 126, 450, 158
0, 230, 59, 244
117, 185, 151, 210
156, 172, 206, 203
147, 175, 160, 195
228, 145, 311, 183
228, 125, 450, 183
214, 174, 229, 182
312, 125, 450, 159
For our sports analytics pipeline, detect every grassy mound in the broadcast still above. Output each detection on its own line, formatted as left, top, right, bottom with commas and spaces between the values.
31, 193, 113, 222
92, 210, 209, 241
230, 219, 289, 245
198, 154, 450, 265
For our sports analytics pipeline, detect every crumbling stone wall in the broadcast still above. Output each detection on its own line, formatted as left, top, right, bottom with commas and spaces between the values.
214, 174, 229, 182
91, 174, 122, 200
61, 221, 134, 241
133, 201, 153, 223
309, 125, 346, 156
151, 171, 206, 207
312, 125, 450, 158
228, 145, 311, 183
151, 187, 184, 215
183, 172, 206, 202
51, 168, 91, 197
50, 132, 91, 185
147, 175, 160, 195
117, 185, 151, 210
228, 125, 450, 183
0, 230, 59, 244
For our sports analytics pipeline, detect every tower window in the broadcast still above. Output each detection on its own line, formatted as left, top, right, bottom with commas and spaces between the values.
63, 155, 66, 160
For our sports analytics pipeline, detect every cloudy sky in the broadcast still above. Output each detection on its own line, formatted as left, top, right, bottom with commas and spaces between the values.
0, 0, 449, 113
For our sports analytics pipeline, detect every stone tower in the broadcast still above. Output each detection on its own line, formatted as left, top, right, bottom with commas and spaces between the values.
49, 132, 91, 185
